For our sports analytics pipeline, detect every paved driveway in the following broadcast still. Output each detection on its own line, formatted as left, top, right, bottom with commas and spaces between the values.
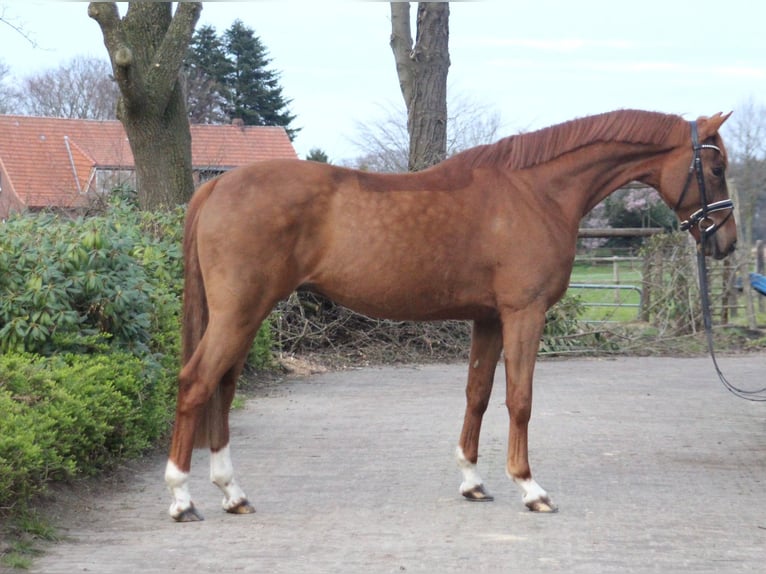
29, 356, 765, 573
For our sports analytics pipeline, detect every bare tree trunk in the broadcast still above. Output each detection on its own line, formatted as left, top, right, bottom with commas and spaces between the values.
390, 2, 450, 172
88, 2, 201, 210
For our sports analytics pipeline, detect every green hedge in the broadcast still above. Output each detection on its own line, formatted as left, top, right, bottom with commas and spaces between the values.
0, 351, 174, 505
0, 200, 186, 513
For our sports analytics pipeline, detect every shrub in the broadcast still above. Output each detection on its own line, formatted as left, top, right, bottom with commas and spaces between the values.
0, 200, 185, 516
248, 316, 276, 370
0, 203, 184, 357
639, 233, 701, 334
0, 351, 174, 509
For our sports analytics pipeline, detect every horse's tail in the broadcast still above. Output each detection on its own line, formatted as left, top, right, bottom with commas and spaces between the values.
179, 178, 220, 450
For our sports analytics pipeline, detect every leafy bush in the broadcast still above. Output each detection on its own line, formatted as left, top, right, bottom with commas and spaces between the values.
0, 351, 173, 509
0, 200, 186, 515
0, 203, 184, 356
248, 316, 276, 370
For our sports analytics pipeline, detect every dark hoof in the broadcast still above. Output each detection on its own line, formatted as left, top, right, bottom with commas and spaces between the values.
526, 497, 558, 513
174, 505, 205, 522
225, 499, 256, 515
461, 484, 494, 502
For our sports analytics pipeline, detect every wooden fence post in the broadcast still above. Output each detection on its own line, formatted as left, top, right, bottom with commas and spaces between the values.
641, 251, 652, 322
730, 180, 757, 328
757, 240, 764, 314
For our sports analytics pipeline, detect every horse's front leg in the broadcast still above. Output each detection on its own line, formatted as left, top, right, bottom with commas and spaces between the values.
456, 317, 503, 501
501, 307, 557, 512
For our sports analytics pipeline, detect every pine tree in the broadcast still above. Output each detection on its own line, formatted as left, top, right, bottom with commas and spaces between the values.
223, 20, 298, 139
185, 20, 298, 139
306, 148, 330, 163
184, 24, 232, 124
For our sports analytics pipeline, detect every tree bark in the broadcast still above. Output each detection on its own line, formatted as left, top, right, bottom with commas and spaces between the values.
389, 2, 450, 172
88, 2, 201, 209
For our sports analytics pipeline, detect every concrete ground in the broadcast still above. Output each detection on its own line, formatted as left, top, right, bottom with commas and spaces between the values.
28, 356, 765, 574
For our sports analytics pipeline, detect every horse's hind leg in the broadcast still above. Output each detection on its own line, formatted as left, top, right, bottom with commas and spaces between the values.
208, 358, 254, 515
457, 317, 503, 501
165, 312, 264, 522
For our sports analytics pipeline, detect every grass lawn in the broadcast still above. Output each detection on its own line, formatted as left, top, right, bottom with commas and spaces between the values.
568, 259, 644, 322
569, 258, 766, 326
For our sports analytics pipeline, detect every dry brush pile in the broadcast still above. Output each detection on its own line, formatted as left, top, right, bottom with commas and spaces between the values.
271, 288, 616, 365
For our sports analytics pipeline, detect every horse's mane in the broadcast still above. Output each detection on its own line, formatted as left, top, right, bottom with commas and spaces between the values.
452, 109, 686, 171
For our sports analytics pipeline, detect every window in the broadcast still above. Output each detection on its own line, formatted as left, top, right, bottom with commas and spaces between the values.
197, 169, 227, 183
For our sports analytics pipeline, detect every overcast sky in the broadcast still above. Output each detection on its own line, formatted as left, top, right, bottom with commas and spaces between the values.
2, 1, 765, 162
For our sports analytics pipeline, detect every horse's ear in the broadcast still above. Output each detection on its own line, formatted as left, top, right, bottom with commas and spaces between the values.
697, 112, 733, 139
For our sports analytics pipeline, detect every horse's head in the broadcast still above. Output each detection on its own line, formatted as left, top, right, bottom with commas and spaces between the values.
659, 112, 737, 259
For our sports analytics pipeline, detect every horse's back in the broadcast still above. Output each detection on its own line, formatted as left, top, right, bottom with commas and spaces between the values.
191, 158, 571, 321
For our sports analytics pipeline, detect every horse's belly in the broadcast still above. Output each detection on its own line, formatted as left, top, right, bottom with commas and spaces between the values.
304, 266, 498, 322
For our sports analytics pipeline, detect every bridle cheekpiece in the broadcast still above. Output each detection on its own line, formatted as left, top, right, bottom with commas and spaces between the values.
676, 121, 733, 236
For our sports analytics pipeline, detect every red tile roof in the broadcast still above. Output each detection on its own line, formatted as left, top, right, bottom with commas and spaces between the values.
190, 123, 297, 169
0, 115, 297, 216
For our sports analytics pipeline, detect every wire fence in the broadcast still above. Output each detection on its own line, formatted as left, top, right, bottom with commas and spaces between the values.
575, 233, 762, 333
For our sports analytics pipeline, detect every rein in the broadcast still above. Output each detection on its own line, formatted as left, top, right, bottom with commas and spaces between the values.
682, 121, 766, 402
695, 247, 766, 401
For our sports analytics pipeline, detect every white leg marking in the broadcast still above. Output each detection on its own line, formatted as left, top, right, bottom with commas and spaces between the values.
456, 446, 485, 494
165, 460, 193, 518
210, 444, 249, 511
512, 476, 549, 506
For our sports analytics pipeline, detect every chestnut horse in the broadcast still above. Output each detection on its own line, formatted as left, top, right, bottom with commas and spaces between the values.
165, 110, 736, 521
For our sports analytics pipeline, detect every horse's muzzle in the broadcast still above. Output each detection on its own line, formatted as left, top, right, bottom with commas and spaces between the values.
709, 236, 736, 260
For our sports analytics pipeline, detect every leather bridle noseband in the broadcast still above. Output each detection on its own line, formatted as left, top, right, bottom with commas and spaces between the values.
676, 122, 766, 401
675, 121, 733, 237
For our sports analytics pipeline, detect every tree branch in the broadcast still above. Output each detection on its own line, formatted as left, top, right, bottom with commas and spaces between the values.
0, 8, 38, 47
145, 2, 202, 109
88, 2, 146, 113
389, 2, 414, 105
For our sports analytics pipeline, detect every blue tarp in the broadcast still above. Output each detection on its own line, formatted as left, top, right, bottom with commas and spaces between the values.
750, 272, 766, 296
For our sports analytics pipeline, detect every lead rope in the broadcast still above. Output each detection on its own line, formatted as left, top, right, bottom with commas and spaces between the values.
695, 240, 766, 401
686, 121, 765, 401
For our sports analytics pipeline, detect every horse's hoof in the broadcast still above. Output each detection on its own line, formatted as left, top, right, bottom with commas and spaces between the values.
525, 497, 558, 513
173, 505, 205, 522
461, 484, 494, 502
225, 499, 256, 515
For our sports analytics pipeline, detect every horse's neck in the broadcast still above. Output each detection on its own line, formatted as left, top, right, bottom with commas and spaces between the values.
543, 142, 666, 220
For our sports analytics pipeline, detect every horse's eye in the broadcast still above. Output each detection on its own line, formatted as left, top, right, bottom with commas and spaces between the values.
712, 166, 725, 177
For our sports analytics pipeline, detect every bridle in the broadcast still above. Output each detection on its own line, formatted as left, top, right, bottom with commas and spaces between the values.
676, 121, 766, 401
675, 121, 733, 236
